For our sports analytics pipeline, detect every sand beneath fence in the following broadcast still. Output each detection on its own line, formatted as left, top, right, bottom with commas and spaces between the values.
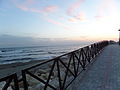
0, 60, 45, 78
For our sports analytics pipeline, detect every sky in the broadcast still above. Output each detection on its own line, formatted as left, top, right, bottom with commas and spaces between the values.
0, 0, 120, 47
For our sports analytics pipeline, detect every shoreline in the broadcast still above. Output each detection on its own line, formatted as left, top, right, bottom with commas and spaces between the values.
0, 60, 46, 78
0, 60, 46, 70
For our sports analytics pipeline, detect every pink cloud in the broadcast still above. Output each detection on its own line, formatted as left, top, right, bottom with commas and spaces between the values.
46, 18, 70, 30
13, 0, 58, 14
68, 12, 87, 22
17, 5, 29, 11
67, 0, 86, 22
12, 0, 30, 11
67, 0, 85, 16
42, 6, 58, 13
68, 18, 77, 22
47, 18, 63, 26
26, 0, 35, 5
75, 12, 86, 21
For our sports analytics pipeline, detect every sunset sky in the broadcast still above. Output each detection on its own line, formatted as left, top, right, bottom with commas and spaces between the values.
0, 0, 120, 42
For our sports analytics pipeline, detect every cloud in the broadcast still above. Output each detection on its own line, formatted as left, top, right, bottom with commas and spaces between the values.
67, 0, 87, 22
68, 12, 87, 22
75, 12, 86, 21
67, 0, 85, 16
46, 18, 63, 26
14, 5, 58, 14
68, 18, 78, 22
26, 0, 35, 5
0, 34, 59, 47
0, 34, 90, 48
12, 0, 64, 29
46, 18, 71, 30
12, 0, 32, 11
12, 0, 58, 14
42, 6, 58, 13
17, 5, 29, 11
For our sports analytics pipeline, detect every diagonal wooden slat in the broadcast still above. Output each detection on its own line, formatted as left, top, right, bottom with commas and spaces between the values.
60, 54, 74, 89
44, 60, 57, 90
26, 71, 56, 90
3, 77, 13, 90
56, 60, 62, 90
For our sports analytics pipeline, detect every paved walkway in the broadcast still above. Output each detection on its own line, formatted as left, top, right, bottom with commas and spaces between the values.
68, 44, 120, 90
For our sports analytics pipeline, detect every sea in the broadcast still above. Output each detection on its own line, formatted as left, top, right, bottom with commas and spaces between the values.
0, 43, 91, 64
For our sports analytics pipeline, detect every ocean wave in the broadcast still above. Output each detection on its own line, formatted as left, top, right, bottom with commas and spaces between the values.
48, 51, 67, 54
0, 56, 4, 58
20, 50, 44, 53
48, 52, 56, 54
0, 49, 15, 52
34, 50, 44, 52
4, 57, 34, 62
0, 44, 85, 64
26, 53, 40, 56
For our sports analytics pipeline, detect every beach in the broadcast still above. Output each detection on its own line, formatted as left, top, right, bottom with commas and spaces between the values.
0, 52, 76, 89
0, 60, 45, 79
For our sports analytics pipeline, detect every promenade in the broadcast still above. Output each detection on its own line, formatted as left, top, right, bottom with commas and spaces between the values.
68, 44, 120, 90
0, 41, 115, 90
